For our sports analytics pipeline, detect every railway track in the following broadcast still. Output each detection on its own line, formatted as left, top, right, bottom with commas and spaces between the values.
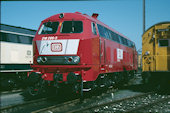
0, 89, 23, 95
31, 88, 117, 113
0, 86, 117, 113
126, 96, 170, 112
70, 92, 169, 113
67, 92, 154, 113
2, 76, 168, 113
0, 97, 48, 113
31, 99, 80, 113
33, 91, 169, 113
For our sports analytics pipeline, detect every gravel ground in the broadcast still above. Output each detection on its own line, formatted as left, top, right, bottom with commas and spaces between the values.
91, 93, 170, 113
140, 98, 170, 113
51, 89, 144, 113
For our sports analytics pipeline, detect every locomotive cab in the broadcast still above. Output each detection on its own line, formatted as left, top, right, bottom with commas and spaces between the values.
28, 12, 100, 96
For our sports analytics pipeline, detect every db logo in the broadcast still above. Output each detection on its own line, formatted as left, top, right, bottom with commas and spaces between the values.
51, 43, 62, 52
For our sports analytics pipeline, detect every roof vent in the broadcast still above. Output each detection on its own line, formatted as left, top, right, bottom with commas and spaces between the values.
92, 13, 99, 19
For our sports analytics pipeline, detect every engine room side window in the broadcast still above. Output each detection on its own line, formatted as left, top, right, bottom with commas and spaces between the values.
110, 31, 120, 43
104, 27, 111, 39
97, 24, 105, 38
61, 21, 83, 33
127, 40, 133, 48
119, 36, 128, 46
38, 22, 59, 34
92, 22, 97, 35
0, 32, 18, 43
159, 39, 169, 47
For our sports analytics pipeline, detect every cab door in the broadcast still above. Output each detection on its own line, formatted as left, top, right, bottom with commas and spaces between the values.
100, 38, 106, 65
156, 39, 169, 71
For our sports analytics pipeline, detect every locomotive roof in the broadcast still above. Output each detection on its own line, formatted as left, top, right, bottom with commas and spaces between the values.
42, 12, 131, 41
0, 23, 36, 35
142, 21, 170, 36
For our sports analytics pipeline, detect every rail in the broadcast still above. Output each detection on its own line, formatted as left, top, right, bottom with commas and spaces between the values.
31, 99, 79, 113
0, 97, 47, 113
126, 96, 170, 112
68, 92, 154, 113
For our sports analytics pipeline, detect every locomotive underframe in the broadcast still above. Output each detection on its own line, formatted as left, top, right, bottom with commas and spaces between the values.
27, 64, 135, 97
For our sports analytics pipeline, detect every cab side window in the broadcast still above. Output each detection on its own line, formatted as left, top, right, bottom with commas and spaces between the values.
92, 22, 97, 35
159, 39, 169, 47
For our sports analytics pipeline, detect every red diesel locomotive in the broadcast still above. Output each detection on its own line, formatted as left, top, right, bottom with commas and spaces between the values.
27, 12, 138, 97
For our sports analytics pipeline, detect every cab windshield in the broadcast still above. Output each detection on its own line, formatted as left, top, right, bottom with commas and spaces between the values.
61, 21, 83, 33
38, 22, 59, 34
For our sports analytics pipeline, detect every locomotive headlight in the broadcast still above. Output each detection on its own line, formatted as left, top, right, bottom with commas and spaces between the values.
68, 57, 73, 62
37, 56, 47, 64
145, 51, 150, 56
73, 56, 80, 63
37, 57, 42, 63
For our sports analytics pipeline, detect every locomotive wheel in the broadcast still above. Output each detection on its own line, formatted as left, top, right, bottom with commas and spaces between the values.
26, 79, 45, 97
28, 85, 40, 96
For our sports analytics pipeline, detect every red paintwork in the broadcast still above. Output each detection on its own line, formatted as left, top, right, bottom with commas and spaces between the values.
42, 73, 53, 81
31, 12, 138, 82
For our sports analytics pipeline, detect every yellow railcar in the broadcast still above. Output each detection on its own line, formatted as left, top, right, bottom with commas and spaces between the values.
142, 22, 170, 89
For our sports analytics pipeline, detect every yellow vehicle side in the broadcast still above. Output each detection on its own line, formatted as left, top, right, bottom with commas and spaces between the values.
142, 22, 170, 89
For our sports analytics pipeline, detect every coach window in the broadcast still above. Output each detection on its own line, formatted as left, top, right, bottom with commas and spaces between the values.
38, 22, 59, 34
7, 33, 18, 43
18, 35, 33, 44
0, 32, 7, 41
61, 21, 83, 33
159, 39, 169, 47
92, 22, 97, 35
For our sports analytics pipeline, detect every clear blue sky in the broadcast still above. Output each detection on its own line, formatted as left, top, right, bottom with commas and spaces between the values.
1, 0, 170, 50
